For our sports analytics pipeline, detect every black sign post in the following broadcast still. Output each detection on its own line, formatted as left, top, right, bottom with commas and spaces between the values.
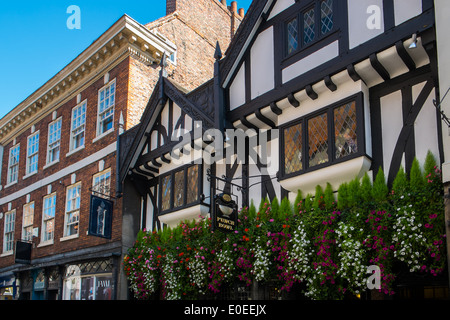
88, 195, 113, 239
213, 193, 238, 233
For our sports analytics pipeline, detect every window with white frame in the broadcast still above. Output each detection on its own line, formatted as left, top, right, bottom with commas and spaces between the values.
65, 183, 81, 237
47, 118, 62, 164
70, 102, 86, 151
3, 210, 15, 253
92, 169, 111, 198
26, 132, 39, 175
97, 80, 115, 136
8, 144, 20, 184
22, 202, 34, 242
42, 193, 56, 242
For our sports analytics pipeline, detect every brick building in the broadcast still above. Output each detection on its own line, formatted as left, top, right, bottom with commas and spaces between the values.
0, 0, 243, 300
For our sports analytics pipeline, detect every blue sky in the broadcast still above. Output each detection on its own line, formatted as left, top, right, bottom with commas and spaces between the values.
0, 0, 253, 119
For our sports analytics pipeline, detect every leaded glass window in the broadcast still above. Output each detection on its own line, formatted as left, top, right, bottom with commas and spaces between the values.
282, 97, 362, 178
174, 170, 185, 208
284, 0, 335, 56
186, 165, 199, 204
303, 8, 315, 45
287, 17, 299, 55
334, 102, 358, 159
321, 0, 333, 35
308, 113, 328, 167
161, 175, 172, 212
284, 123, 303, 174
159, 165, 201, 213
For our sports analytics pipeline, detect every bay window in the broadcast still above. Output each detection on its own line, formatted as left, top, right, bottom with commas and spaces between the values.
159, 164, 201, 214
281, 94, 364, 178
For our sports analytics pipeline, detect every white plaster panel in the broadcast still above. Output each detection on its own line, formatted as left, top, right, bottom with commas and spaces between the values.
251, 27, 274, 99
413, 85, 440, 165
394, 0, 422, 26
229, 62, 246, 110
380, 90, 404, 175
348, 0, 384, 49
282, 41, 339, 84
268, 0, 295, 19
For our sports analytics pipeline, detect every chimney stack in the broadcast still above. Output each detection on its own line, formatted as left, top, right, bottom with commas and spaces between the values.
230, 1, 237, 14
238, 8, 245, 18
221, 0, 227, 6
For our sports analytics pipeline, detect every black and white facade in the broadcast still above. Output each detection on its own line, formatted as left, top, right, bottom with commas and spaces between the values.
119, 0, 442, 232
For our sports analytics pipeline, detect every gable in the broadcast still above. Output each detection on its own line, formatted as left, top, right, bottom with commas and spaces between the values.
119, 77, 215, 184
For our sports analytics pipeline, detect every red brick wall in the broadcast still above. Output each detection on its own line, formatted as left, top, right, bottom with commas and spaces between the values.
0, 58, 129, 268
146, 0, 242, 92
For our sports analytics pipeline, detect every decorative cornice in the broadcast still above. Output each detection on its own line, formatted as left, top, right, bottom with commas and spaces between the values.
0, 14, 177, 143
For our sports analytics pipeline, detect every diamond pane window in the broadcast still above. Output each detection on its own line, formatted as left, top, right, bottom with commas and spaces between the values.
335, 101, 358, 159
287, 17, 299, 55
186, 165, 199, 204
303, 8, 315, 45
174, 170, 185, 208
308, 113, 328, 167
161, 175, 172, 212
284, 123, 303, 174
321, 0, 333, 35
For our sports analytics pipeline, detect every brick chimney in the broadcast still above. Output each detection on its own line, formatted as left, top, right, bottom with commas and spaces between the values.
167, 0, 177, 15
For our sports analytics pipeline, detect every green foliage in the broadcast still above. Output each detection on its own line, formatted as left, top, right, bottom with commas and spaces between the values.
124, 151, 446, 301
372, 168, 388, 203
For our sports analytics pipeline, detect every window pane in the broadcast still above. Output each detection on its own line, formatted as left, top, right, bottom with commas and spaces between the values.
186, 166, 199, 204
284, 123, 303, 174
335, 101, 358, 159
287, 17, 298, 55
174, 170, 185, 208
161, 175, 172, 211
308, 113, 328, 167
303, 8, 315, 45
321, 0, 334, 34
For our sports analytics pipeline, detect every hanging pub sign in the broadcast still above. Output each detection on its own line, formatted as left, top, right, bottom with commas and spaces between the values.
213, 193, 238, 233
88, 195, 113, 239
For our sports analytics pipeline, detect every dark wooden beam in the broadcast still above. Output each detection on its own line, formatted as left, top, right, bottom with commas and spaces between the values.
370, 53, 391, 81
305, 85, 318, 100
324, 75, 337, 92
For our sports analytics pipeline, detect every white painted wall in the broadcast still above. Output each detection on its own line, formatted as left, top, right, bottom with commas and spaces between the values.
434, 0, 450, 183
413, 84, 440, 165
251, 26, 274, 100
229, 62, 246, 110
268, 0, 295, 20
348, 0, 384, 49
380, 90, 404, 175
282, 41, 339, 84
394, 0, 422, 26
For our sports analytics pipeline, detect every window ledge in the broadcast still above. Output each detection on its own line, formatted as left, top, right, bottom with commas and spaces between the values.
279, 155, 372, 195
37, 240, 54, 248
4, 181, 17, 189
23, 171, 37, 180
66, 145, 85, 157
93, 128, 114, 143
158, 204, 209, 228
60, 234, 79, 242
0, 251, 13, 257
43, 160, 59, 170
